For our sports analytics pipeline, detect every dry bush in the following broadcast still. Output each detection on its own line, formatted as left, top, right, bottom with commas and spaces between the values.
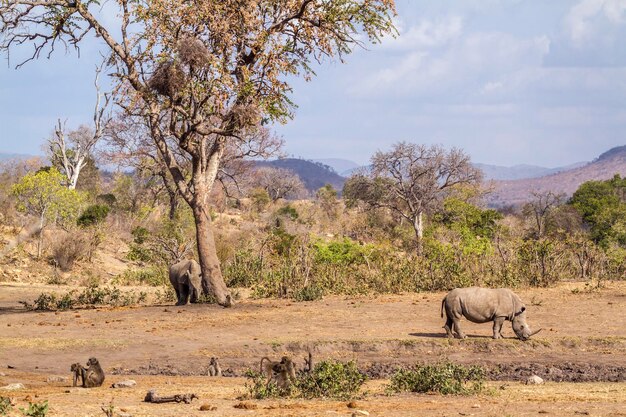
51, 232, 88, 271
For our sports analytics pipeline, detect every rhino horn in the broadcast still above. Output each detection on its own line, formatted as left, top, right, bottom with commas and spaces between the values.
529, 328, 543, 337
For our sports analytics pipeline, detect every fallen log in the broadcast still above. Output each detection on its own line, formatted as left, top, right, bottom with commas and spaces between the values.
144, 390, 198, 404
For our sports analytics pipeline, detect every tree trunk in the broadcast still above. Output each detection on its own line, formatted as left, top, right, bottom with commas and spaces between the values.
169, 196, 180, 221
192, 202, 232, 307
37, 212, 46, 259
413, 211, 424, 255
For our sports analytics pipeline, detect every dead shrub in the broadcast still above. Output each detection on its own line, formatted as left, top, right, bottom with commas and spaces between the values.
51, 233, 88, 271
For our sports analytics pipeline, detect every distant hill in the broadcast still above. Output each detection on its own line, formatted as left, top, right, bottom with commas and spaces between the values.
487, 146, 626, 207
0, 152, 36, 161
255, 158, 346, 193
475, 162, 586, 181
312, 158, 360, 176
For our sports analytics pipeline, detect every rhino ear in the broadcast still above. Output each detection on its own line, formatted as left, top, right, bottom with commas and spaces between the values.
514, 306, 526, 317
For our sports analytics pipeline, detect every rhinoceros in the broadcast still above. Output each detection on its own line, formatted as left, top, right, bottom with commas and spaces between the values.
441, 287, 542, 341
169, 259, 202, 306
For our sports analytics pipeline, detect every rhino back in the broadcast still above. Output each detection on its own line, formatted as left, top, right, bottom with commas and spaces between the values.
169, 260, 193, 283
448, 287, 516, 323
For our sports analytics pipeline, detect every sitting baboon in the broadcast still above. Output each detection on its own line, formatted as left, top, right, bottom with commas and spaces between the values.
70, 362, 85, 387
207, 357, 222, 377
83, 357, 105, 388
260, 356, 296, 390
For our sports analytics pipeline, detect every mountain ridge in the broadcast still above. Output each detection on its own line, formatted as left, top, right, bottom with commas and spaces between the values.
486, 146, 626, 207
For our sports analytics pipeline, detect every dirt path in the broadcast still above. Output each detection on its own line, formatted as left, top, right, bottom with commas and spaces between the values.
0, 281, 625, 415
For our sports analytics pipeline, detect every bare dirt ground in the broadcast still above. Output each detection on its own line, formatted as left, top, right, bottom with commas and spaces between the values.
0, 281, 625, 416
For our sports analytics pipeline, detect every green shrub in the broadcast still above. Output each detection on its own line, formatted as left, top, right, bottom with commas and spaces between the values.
244, 360, 366, 400
313, 238, 370, 266
388, 362, 485, 395
55, 292, 75, 310
77, 204, 110, 227
131, 226, 150, 244
118, 267, 167, 286
0, 396, 13, 415
297, 360, 366, 400
224, 250, 263, 287
19, 400, 48, 417
126, 243, 154, 263
292, 285, 324, 302
277, 204, 299, 220
243, 370, 286, 399
25, 285, 146, 311
96, 193, 117, 207
32, 293, 57, 311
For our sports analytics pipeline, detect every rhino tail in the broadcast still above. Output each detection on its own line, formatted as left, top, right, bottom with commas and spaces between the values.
441, 298, 445, 318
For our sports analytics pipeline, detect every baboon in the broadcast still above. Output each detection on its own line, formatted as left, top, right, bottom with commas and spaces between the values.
208, 357, 222, 377
70, 362, 85, 387
82, 357, 105, 388
260, 356, 296, 390
303, 351, 314, 373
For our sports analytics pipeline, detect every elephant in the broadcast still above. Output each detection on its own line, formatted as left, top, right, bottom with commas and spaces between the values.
441, 287, 542, 341
169, 259, 202, 305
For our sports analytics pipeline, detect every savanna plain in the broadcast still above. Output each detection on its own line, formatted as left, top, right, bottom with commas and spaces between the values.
1, 281, 625, 417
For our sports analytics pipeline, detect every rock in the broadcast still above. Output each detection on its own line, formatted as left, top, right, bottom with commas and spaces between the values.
1, 383, 25, 390
472, 404, 481, 408
111, 380, 137, 388
47, 376, 68, 383
352, 411, 370, 417
200, 403, 217, 411
118, 413, 133, 417
0, 372, 6, 377
526, 375, 544, 385
347, 401, 358, 409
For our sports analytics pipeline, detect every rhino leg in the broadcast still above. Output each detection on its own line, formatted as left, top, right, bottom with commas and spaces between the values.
452, 318, 466, 339
444, 316, 454, 338
177, 285, 189, 306
492, 317, 505, 339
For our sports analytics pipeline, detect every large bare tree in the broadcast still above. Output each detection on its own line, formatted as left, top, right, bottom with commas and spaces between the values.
253, 166, 307, 201
47, 65, 110, 190
1, 0, 396, 306
344, 142, 482, 253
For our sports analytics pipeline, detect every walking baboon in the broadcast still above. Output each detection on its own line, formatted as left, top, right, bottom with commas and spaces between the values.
70, 362, 85, 387
260, 356, 296, 390
208, 357, 222, 377
82, 357, 105, 388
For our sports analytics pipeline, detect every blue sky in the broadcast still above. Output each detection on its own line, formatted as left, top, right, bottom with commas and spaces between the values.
1, 0, 626, 167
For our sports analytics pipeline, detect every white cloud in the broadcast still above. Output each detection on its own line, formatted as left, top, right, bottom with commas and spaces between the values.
565, 0, 626, 43
352, 32, 550, 99
384, 16, 464, 50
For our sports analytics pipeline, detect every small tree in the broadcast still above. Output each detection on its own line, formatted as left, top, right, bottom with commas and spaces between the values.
316, 184, 339, 218
570, 175, 626, 247
344, 143, 482, 253
522, 191, 565, 239
12, 168, 84, 257
254, 167, 307, 201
